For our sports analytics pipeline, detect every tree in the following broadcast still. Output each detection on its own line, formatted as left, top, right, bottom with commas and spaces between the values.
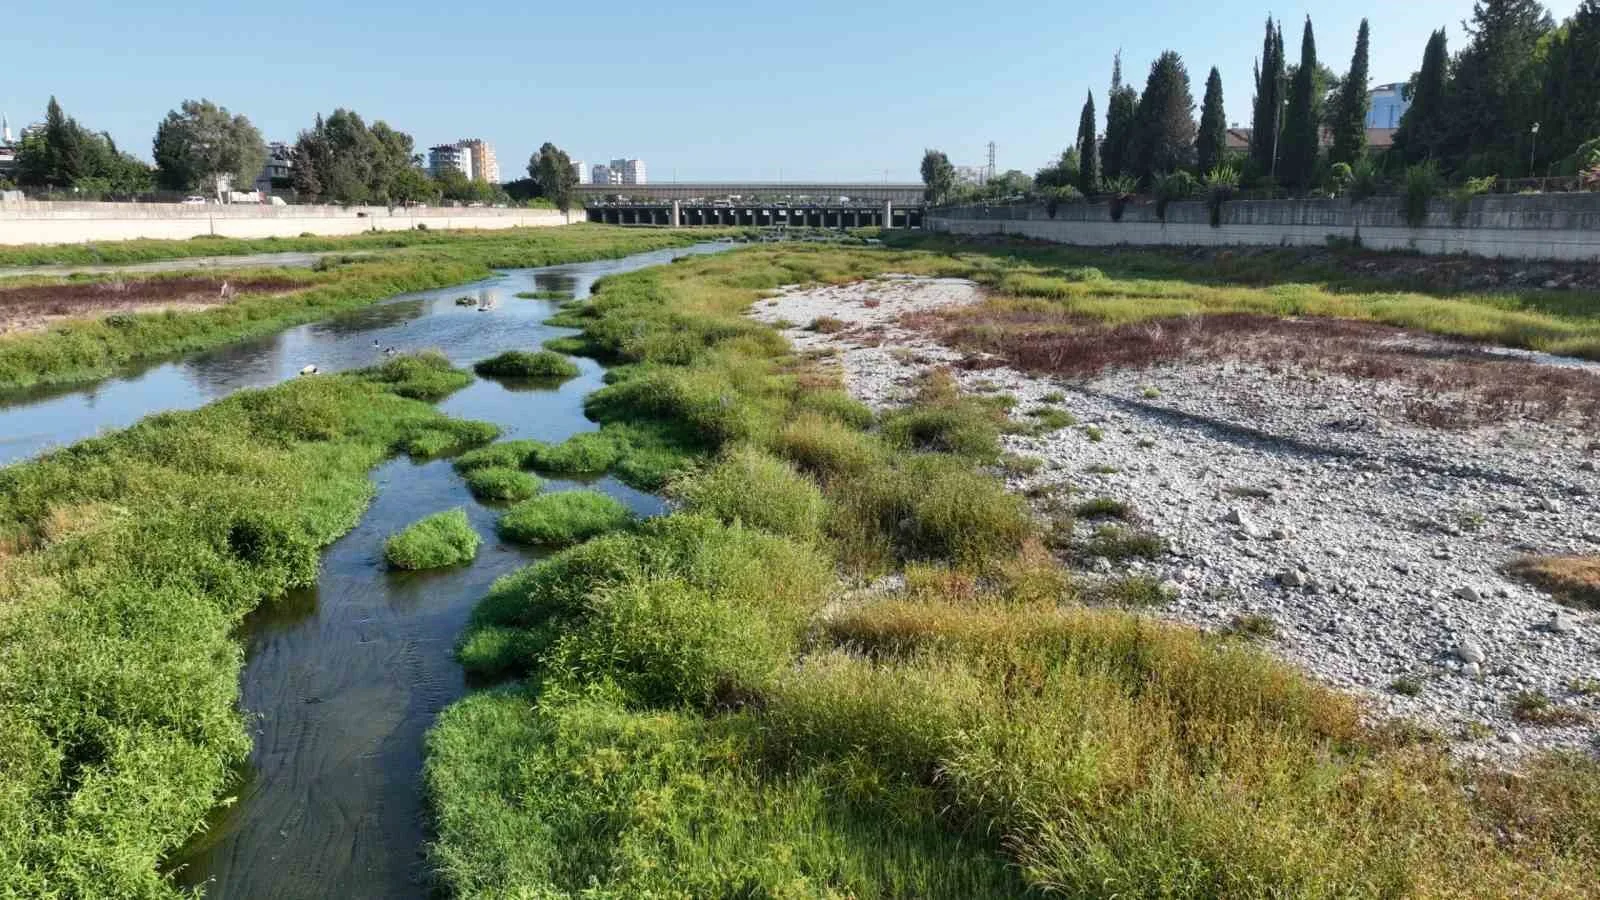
1034, 149, 1080, 190
1197, 67, 1227, 175
1075, 91, 1099, 192
1130, 51, 1196, 181
1394, 29, 1451, 164
920, 149, 956, 204
1538, 0, 1600, 169
1329, 20, 1372, 166
1278, 17, 1321, 191
291, 123, 327, 201
16, 98, 152, 196
1249, 17, 1287, 176
1446, 0, 1554, 174
389, 165, 437, 206
1102, 52, 1139, 180
153, 99, 266, 198
530, 142, 580, 213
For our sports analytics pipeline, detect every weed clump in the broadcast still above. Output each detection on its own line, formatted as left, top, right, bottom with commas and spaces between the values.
400, 419, 500, 459
526, 431, 623, 475
1506, 555, 1600, 610
674, 446, 827, 542
385, 508, 481, 570
452, 439, 542, 473
356, 351, 474, 401
464, 467, 541, 502
497, 491, 634, 546
473, 350, 580, 380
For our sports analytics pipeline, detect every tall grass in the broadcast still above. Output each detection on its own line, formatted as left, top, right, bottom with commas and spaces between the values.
427, 244, 1600, 899
0, 355, 483, 896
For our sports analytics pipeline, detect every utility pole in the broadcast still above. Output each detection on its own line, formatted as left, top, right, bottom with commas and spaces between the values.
986, 141, 996, 183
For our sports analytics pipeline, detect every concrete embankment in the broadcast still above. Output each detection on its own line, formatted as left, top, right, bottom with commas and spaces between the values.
930, 193, 1600, 261
0, 201, 579, 245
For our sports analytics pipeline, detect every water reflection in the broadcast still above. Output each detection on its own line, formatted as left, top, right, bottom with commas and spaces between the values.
159, 243, 720, 899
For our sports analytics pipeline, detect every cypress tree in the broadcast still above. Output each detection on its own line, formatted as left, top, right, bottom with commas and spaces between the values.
1394, 29, 1450, 163
1197, 67, 1227, 174
1131, 51, 1197, 181
1102, 52, 1139, 180
1249, 18, 1285, 175
1330, 20, 1371, 166
1541, 0, 1600, 168
1077, 91, 1100, 192
1279, 17, 1321, 191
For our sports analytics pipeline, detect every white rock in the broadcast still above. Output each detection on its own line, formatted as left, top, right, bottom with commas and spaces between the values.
1549, 611, 1578, 634
1456, 639, 1487, 664
1455, 586, 1482, 603
299, 364, 318, 376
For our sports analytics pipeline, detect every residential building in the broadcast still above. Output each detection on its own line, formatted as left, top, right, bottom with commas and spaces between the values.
571, 160, 589, 184
428, 143, 475, 181
0, 115, 15, 182
459, 138, 499, 184
592, 163, 618, 185
609, 158, 646, 185
255, 141, 293, 193
1367, 83, 1410, 130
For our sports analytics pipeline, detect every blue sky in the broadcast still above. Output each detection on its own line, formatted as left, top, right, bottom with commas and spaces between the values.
3, 1, 1578, 182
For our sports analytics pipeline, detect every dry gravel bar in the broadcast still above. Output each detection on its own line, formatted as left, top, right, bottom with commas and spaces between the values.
751, 275, 1600, 759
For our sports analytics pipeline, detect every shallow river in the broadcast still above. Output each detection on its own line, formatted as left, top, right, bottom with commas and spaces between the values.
0, 243, 730, 898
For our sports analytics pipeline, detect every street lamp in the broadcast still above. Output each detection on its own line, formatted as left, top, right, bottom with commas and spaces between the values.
1529, 122, 1540, 178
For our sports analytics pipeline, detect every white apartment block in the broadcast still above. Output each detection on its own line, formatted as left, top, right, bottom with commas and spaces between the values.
428, 143, 474, 181
610, 158, 646, 185
571, 160, 589, 184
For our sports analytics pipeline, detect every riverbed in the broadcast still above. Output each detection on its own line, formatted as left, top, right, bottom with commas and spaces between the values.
0, 242, 728, 897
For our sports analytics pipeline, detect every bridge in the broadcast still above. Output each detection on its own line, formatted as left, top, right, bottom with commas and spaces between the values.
573, 181, 925, 204
577, 182, 927, 229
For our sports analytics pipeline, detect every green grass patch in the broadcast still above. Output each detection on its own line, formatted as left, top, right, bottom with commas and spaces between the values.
524, 431, 623, 475
674, 445, 827, 542
495, 490, 634, 546
0, 357, 478, 895
513, 289, 574, 300
450, 439, 543, 473
472, 349, 580, 380
383, 508, 481, 569
463, 466, 541, 502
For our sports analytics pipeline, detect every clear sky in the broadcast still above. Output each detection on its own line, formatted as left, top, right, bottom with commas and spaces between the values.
3, 0, 1579, 183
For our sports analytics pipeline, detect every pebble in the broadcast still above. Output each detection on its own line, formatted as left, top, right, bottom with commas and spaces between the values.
751, 273, 1600, 758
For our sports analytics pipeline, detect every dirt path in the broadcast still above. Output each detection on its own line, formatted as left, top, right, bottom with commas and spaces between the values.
751, 275, 1600, 760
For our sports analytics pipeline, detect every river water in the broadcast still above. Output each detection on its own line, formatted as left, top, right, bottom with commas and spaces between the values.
0, 242, 730, 898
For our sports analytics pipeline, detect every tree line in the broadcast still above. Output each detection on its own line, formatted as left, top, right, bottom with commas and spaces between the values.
5, 97, 584, 210
923, 0, 1600, 207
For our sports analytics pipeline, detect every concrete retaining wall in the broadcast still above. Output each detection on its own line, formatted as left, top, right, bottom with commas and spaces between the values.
928, 194, 1600, 261
0, 202, 580, 245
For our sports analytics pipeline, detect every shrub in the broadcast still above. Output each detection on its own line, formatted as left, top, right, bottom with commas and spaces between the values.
473, 350, 580, 380
497, 491, 634, 546
675, 446, 827, 542
1402, 162, 1441, 227
807, 316, 847, 334
464, 467, 541, 502
1105, 175, 1138, 221
1081, 524, 1165, 560
882, 403, 1002, 461
384, 508, 481, 570
1202, 165, 1240, 227
526, 431, 623, 475
1450, 174, 1496, 225
774, 412, 883, 480
1152, 170, 1197, 221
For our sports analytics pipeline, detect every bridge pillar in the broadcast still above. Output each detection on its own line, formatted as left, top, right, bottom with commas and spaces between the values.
671, 201, 680, 228
883, 201, 893, 229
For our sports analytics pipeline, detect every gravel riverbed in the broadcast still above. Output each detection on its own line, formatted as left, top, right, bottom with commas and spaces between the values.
751, 275, 1600, 759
